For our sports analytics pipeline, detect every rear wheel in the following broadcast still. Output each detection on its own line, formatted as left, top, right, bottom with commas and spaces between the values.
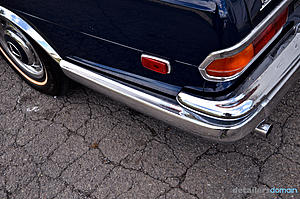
0, 18, 69, 96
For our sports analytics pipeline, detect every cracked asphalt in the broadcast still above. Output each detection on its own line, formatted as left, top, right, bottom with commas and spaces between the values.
0, 57, 299, 199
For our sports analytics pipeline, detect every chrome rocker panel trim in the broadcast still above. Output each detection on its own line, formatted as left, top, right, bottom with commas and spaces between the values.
198, 0, 293, 82
61, 23, 300, 142
0, 6, 62, 63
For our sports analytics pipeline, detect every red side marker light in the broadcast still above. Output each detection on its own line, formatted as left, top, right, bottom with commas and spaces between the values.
141, 55, 170, 74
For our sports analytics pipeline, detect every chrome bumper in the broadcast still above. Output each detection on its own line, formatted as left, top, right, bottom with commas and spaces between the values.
60, 24, 300, 142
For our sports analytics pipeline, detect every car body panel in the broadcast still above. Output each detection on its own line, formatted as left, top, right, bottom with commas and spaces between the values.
0, 0, 255, 94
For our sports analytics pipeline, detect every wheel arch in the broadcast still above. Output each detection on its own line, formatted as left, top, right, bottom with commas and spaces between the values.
0, 6, 62, 64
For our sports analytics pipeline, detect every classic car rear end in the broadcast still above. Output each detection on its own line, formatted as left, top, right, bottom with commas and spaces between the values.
0, 0, 299, 142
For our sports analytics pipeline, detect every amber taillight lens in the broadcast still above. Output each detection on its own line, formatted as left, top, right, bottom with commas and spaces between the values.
205, 8, 289, 78
206, 44, 255, 77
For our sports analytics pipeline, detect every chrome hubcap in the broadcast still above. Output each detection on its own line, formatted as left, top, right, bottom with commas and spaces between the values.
7, 41, 22, 59
0, 19, 44, 79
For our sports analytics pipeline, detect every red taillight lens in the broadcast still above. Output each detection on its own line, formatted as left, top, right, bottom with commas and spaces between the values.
205, 8, 288, 78
253, 23, 276, 54
141, 56, 170, 74
254, 8, 288, 54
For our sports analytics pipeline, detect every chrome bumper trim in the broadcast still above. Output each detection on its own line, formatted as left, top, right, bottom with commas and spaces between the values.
60, 24, 300, 142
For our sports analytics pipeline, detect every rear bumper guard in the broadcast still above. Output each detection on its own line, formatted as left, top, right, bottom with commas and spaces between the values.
61, 23, 300, 142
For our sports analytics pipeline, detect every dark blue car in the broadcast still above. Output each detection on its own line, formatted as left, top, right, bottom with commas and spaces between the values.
0, 0, 299, 141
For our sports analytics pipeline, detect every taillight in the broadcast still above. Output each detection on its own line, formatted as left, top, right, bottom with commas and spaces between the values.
253, 8, 288, 54
206, 44, 255, 77
204, 7, 289, 79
